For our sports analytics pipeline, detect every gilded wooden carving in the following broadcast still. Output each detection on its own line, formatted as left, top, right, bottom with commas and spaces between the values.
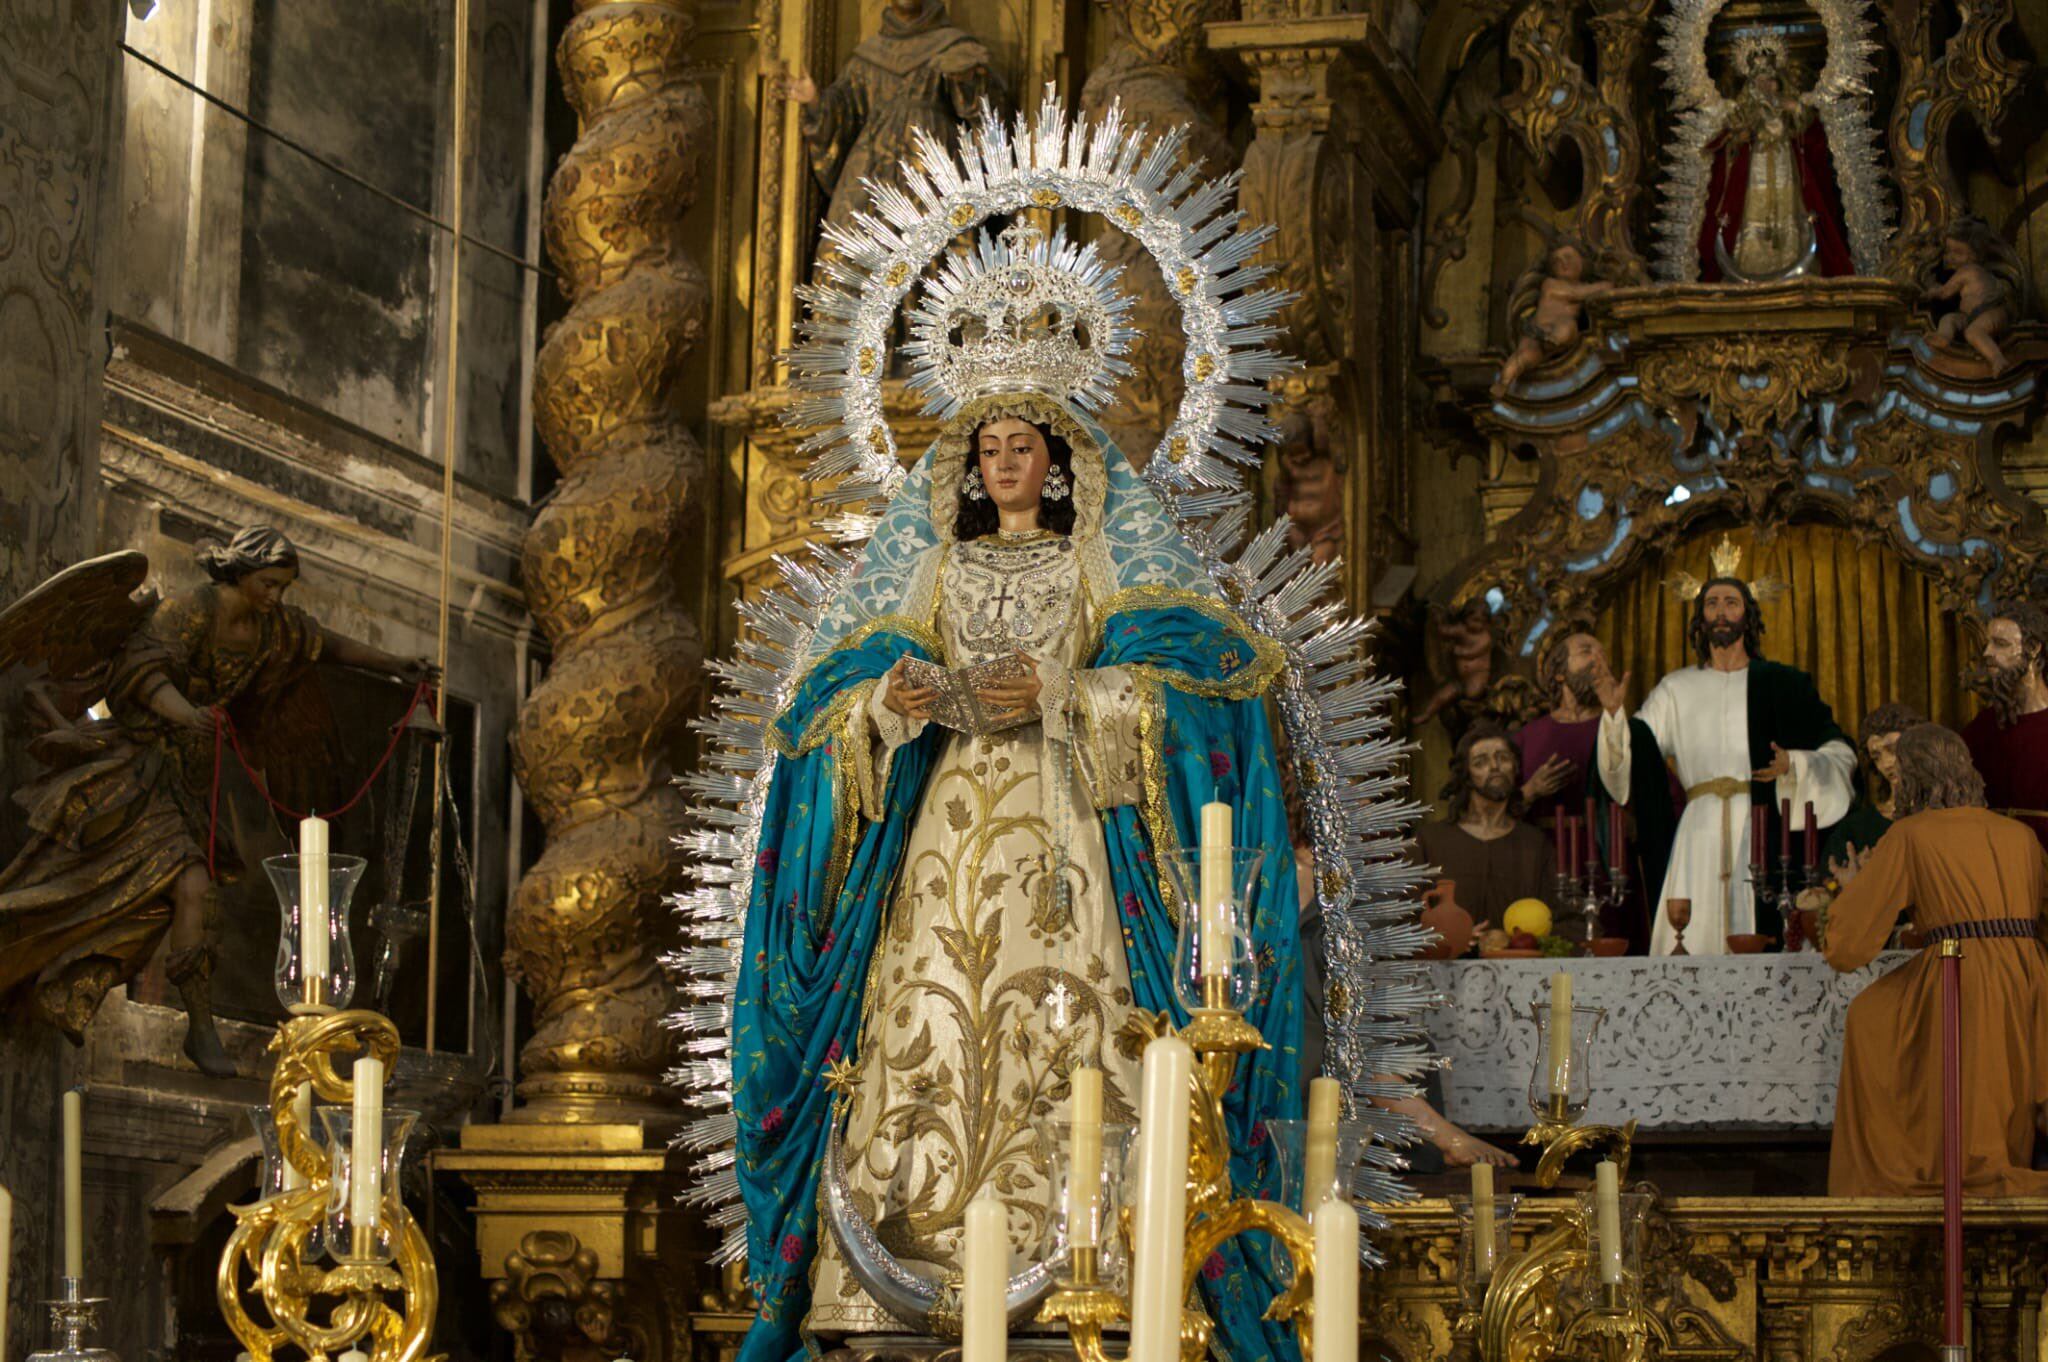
1881, 0, 2023, 283
1497, 0, 1654, 284
1634, 335, 1854, 439
510, 0, 708, 1124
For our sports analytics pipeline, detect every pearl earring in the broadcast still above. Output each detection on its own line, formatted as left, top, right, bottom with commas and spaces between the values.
962, 468, 988, 500
1043, 467, 1071, 500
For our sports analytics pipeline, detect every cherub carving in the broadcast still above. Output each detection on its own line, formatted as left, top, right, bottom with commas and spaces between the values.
1492, 239, 1614, 398
1922, 214, 2023, 374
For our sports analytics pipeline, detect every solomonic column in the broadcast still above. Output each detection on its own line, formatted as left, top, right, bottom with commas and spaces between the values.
508, 0, 708, 1126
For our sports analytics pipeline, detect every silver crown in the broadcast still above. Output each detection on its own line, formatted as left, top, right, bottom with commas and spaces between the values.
902, 222, 1136, 418
1728, 30, 1791, 77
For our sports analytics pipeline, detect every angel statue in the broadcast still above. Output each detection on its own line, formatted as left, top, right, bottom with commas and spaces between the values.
0, 528, 435, 1076
674, 93, 1432, 1362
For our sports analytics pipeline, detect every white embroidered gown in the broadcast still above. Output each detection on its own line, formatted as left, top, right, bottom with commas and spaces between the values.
808, 528, 1151, 1336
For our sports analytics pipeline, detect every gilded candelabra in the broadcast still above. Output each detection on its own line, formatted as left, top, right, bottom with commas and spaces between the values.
1043, 977, 1321, 1362
217, 1009, 439, 1362
1448, 994, 1647, 1362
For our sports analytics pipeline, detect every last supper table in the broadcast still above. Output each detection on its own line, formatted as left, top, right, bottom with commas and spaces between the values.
1423, 953, 1912, 1133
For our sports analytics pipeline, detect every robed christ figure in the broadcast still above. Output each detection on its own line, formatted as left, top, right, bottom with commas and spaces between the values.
1594, 544, 1855, 954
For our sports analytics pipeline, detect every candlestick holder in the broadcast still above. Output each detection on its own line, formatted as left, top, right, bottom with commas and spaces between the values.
1041, 1120, 1139, 1290
1261, 1118, 1376, 1214
1449, 1192, 1522, 1318
1521, 1001, 1635, 1187
1597, 865, 1628, 941
1041, 1004, 1324, 1362
27, 1278, 117, 1362
1469, 1189, 1652, 1362
1161, 848, 1266, 1027
265, 854, 367, 1015
217, 1008, 437, 1362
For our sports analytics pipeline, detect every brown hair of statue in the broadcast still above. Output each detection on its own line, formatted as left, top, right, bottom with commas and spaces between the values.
1890, 724, 1988, 817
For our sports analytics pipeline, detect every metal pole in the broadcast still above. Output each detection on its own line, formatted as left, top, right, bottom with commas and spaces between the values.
426, 0, 472, 1055
1939, 935, 1965, 1362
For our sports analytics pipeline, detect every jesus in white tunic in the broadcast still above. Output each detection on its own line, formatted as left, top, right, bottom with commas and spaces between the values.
1593, 573, 1855, 955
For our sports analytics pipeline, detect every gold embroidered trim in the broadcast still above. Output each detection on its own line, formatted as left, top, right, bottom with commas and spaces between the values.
775, 615, 947, 751
1091, 585, 1285, 700
821, 690, 867, 911
1134, 673, 1190, 926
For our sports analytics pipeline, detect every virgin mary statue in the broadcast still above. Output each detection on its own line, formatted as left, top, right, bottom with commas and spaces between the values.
725, 215, 1308, 1357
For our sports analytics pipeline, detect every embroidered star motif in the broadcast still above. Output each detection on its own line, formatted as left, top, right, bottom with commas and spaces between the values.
823, 1058, 862, 1098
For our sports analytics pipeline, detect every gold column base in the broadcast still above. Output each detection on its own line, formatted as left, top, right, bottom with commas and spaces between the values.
440, 1123, 729, 1362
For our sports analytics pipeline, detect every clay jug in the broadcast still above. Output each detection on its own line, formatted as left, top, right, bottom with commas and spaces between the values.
1419, 878, 1475, 961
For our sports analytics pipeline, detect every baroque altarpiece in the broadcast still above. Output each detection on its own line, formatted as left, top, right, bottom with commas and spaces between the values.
425, 0, 2048, 1359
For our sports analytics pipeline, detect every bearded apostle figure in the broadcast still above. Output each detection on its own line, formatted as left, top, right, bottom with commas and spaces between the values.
1593, 536, 1856, 954
1960, 600, 2048, 854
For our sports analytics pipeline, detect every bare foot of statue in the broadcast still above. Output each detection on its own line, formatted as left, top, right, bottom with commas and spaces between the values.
1436, 1123, 1519, 1169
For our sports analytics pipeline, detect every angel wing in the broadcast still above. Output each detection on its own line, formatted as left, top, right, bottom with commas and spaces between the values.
0, 551, 156, 683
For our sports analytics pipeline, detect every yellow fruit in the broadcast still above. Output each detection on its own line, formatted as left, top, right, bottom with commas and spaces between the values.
1503, 898, 1552, 938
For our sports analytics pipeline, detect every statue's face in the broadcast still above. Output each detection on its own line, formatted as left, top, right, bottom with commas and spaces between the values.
1464, 738, 1518, 803
1983, 617, 2037, 678
975, 418, 1053, 517
236, 565, 297, 613
1942, 236, 1976, 270
1550, 245, 1584, 281
1868, 730, 1902, 785
1700, 582, 1748, 645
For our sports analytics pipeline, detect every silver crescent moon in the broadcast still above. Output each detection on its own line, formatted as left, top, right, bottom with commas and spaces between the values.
819, 1105, 1067, 1337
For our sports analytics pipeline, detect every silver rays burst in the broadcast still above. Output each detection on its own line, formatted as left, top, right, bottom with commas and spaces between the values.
666, 87, 1438, 1268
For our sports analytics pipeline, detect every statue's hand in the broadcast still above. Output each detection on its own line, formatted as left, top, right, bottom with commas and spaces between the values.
883, 658, 935, 721
974, 651, 1042, 721
772, 68, 818, 106
1751, 742, 1792, 783
1593, 664, 1630, 715
1521, 752, 1575, 802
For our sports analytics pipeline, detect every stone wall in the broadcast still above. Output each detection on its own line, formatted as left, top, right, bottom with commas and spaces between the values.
0, 3, 547, 1356
0, 2, 124, 1357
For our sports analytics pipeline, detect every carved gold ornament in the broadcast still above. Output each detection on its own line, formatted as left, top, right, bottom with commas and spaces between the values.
1635, 335, 1853, 436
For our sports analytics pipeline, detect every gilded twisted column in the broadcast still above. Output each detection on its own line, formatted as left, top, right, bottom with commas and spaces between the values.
509, 0, 708, 1124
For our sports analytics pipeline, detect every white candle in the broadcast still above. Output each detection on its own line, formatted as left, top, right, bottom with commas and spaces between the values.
62, 1089, 82, 1280
961, 1188, 1007, 1362
350, 1055, 386, 1249
1129, 1034, 1193, 1362
1546, 971, 1573, 1102
1312, 1198, 1360, 1362
1067, 1067, 1103, 1249
283, 1082, 313, 1192
1199, 801, 1232, 979
1304, 1076, 1340, 1210
1594, 1159, 1623, 1286
1471, 1162, 1496, 1280
299, 815, 330, 1005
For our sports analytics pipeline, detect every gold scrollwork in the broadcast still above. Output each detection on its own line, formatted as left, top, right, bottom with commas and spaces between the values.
1635, 336, 1854, 437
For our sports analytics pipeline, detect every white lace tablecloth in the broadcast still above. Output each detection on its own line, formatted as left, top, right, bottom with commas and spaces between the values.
1424, 953, 1911, 1132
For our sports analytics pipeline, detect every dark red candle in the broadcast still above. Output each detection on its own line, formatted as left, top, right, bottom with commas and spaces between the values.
1584, 795, 1598, 862
1554, 814, 1568, 873
1804, 801, 1818, 868
1779, 797, 1792, 860
1608, 802, 1625, 867
1751, 804, 1767, 869
1563, 816, 1579, 878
